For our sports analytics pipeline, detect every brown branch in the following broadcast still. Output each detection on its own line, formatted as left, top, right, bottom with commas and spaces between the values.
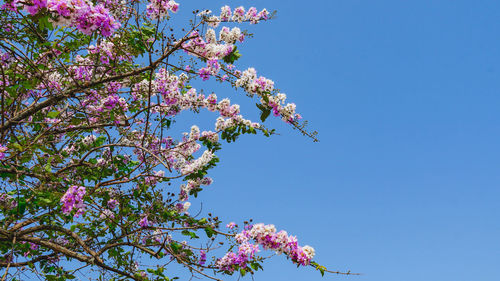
1, 228, 141, 280
17, 225, 102, 264
0, 253, 57, 268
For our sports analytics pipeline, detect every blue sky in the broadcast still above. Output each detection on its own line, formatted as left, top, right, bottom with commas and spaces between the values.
173, 1, 500, 280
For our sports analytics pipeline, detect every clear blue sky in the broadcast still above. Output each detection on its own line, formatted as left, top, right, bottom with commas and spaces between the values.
174, 1, 500, 280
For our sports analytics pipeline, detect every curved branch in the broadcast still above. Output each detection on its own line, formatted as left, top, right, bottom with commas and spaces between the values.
0, 253, 57, 268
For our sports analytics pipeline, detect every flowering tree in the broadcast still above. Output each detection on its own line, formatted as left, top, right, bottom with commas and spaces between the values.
0, 0, 353, 280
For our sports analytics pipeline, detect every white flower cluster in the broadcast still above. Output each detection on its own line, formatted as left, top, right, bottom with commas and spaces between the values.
82, 135, 97, 146
131, 80, 147, 101
189, 125, 200, 140
179, 177, 213, 201
206, 15, 221, 28
249, 223, 276, 240
280, 103, 297, 121
262, 93, 298, 122
220, 5, 231, 21
183, 31, 234, 60
99, 209, 115, 220
205, 29, 217, 44
217, 98, 240, 117
232, 6, 246, 22
46, 71, 64, 90
235, 68, 300, 122
235, 68, 274, 96
215, 116, 260, 131
181, 201, 191, 212
205, 5, 270, 25
302, 245, 315, 260
201, 131, 219, 143
219, 27, 243, 44
180, 150, 214, 175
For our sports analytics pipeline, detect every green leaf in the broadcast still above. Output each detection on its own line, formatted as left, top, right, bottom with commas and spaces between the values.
260, 108, 271, 122
170, 242, 181, 254
12, 143, 23, 151
45, 275, 58, 281
262, 94, 270, 104
17, 197, 26, 216
204, 226, 215, 238
250, 262, 261, 271
47, 111, 60, 118
181, 230, 199, 239
223, 47, 242, 64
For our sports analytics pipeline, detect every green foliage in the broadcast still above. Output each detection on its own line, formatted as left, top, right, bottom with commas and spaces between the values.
223, 46, 242, 64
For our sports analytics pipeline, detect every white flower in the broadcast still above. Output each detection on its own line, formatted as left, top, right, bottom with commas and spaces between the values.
205, 29, 217, 43
302, 245, 315, 259
189, 125, 200, 140
207, 16, 220, 28
82, 135, 96, 145
197, 9, 212, 16
182, 202, 191, 212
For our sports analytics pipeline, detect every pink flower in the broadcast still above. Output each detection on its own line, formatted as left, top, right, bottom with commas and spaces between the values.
139, 216, 152, 228
107, 199, 118, 209
1, 0, 19, 11
0, 145, 7, 160
60, 185, 86, 217
199, 250, 206, 265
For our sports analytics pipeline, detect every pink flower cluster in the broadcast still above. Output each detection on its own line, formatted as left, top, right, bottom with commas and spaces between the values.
199, 250, 207, 265
183, 28, 241, 81
88, 40, 115, 64
107, 198, 118, 209
80, 88, 128, 124
217, 223, 315, 271
0, 0, 18, 12
0, 193, 17, 210
60, 185, 86, 217
45, 71, 63, 90
139, 216, 152, 228
216, 242, 260, 272
0, 145, 7, 160
70, 41, 131, 82
144, 170, 165, 186
71, 55, 93, 81
0, 49, 11, 67
146, 0, 178, 20
99, 198, 118, 220
11, 0, 121, 36
198, 59, 220, 81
